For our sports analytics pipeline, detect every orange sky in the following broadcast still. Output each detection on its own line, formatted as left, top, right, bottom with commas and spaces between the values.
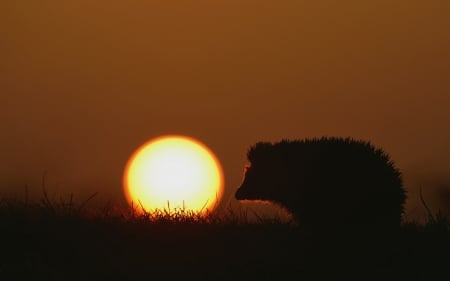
1, 1, 450, 219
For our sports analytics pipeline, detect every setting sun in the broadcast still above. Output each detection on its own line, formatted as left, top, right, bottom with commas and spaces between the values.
123, 135, 224, 215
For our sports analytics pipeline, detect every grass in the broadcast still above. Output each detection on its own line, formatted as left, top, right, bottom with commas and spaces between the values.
1, 192, 449, 281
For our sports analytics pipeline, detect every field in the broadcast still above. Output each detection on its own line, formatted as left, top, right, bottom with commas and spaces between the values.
1, 195, 449, 281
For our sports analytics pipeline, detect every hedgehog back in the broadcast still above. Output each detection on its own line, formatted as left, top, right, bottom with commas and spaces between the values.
256, 138, 406, 229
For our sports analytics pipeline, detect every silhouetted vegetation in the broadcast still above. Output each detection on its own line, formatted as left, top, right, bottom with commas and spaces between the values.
1, 193, 449, 281
236, 137, 406, 233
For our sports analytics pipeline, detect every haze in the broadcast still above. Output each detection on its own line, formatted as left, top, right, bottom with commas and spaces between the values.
2, 1, 449, 220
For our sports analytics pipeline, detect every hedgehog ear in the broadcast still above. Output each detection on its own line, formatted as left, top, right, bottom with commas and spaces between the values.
247, 141, 273, 164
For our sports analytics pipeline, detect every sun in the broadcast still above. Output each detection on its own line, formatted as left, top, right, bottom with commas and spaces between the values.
123, 135, 224, 215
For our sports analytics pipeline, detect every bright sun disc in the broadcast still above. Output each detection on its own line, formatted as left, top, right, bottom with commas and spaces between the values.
123, 135, 224, 215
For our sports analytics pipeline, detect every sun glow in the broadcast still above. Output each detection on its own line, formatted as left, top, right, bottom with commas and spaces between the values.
123, 135, 224, 215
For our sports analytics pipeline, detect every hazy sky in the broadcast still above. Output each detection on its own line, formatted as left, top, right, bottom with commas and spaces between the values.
2, 1, 450, 219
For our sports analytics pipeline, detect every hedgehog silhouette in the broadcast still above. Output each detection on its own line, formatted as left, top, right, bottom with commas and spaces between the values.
235, 137, 407, 230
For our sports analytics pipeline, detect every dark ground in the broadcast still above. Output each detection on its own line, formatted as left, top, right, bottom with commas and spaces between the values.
1, 199, 449, 281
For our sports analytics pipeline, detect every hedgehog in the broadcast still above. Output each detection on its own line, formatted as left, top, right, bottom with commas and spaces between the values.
235, 137, 407, 231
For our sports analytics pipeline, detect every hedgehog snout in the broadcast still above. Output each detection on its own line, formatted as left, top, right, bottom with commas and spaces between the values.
235, 186, 246, 200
